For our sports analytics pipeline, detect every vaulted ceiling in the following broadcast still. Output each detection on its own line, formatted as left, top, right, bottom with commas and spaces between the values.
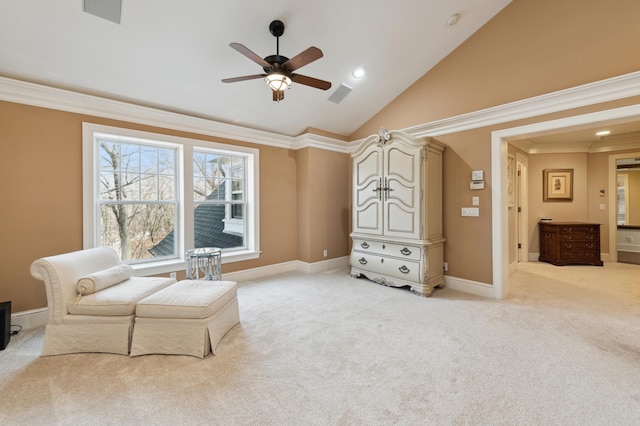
0, 0, 513, 137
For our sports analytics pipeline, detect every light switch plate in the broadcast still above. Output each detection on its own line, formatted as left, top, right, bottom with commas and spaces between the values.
472, 196, 479, 206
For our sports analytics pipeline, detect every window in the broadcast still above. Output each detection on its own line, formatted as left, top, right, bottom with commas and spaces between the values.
193, 150, 245, 247
98, 138, 178, 262
83, 123, 260, 275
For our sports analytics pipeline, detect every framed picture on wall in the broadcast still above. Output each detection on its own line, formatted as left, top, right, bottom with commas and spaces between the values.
543, 168, 573, 202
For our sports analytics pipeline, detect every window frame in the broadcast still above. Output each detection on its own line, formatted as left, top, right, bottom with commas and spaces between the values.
96, 135, 181, 264
83, 123, 260, 276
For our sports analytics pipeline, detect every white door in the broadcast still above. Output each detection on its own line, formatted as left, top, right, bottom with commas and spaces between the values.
353, 143, 383, 235
384, 142, 422, 239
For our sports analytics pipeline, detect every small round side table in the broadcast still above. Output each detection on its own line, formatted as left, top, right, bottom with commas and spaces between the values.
185, 247, 222, 281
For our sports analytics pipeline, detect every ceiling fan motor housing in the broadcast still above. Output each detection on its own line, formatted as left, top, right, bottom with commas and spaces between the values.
263, 55, 289, 73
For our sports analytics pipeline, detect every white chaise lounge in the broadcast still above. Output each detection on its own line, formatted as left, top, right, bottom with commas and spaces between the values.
30, 247, 176, 356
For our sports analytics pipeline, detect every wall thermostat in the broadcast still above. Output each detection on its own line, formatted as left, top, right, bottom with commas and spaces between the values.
471, 170, 484, 181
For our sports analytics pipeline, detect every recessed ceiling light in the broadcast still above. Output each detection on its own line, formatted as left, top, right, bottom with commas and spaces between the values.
352, 67, 366, 79
596, 130, 611, 136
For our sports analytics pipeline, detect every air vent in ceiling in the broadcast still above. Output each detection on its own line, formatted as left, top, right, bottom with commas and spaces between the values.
328, 84, 353, 104
84, 0, 122, 24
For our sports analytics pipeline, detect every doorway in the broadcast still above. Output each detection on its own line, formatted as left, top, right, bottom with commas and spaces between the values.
608, 151, 640, 264
492, 103, 640, 299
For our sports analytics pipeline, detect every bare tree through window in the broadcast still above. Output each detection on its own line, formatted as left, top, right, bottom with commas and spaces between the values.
99, 140, 177, 260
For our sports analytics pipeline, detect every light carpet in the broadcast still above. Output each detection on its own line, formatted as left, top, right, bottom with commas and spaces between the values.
1, 262, 640, 425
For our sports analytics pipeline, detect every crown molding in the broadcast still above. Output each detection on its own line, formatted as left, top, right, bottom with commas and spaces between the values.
292, 133, 351, 153
0, 76, 296, 149
405, 71, 640, 139
3, 71, 640, 155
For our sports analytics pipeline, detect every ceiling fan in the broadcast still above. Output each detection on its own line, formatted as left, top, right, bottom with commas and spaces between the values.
222, 20, 331, 102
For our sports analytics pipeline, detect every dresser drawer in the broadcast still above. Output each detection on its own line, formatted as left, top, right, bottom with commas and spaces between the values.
559, 241, 598, 250
559, 225, 599, 234
560, 249, 600, 260
559, 233, 598, 242
352, 238, 421, 261
351, 252, 421, 283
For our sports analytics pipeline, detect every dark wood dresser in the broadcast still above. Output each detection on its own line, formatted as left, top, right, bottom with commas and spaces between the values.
539, 222, 603, 266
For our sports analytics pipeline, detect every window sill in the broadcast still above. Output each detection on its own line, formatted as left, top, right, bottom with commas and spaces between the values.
131, 249, 260, 277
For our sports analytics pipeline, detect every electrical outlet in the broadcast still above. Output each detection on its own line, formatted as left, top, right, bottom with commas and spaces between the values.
323, 249, 328, 257
443, 262, 448, 271
170, 272, 176, 279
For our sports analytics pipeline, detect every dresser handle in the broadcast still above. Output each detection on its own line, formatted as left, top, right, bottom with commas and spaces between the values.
399, 265, 410, 274
359, 257, 367, 265
361, 242, 369, 249
586, 243, 594, 248
400, 247, 412, 256
565, 244, 572, 248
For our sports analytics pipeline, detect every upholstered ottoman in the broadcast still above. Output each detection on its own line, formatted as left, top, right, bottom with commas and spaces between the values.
130, 280, 239, 358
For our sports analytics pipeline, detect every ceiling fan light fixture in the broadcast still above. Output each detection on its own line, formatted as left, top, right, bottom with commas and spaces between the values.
265, 73, 291, 92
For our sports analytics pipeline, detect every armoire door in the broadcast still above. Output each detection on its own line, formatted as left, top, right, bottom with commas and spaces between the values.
383, 142, 422, 239
352, 143, 383, 235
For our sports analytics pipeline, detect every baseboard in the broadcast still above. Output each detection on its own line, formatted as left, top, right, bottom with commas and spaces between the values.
11, 308, 48, 330
444, 275, 496, 299
221, 260, 299, 282
296, 256, 350, 274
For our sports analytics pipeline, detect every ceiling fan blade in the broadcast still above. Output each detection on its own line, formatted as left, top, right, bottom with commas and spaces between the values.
291, 74, 332, 90
222, 74, 266, 83
283, 47, 323, 72
229, 43, 271, 68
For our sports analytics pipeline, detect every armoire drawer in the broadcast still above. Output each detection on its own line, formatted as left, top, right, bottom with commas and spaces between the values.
350, 252, 421, 283
352, 238, 421, 261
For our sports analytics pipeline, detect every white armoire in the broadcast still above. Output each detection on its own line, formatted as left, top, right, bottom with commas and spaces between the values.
349, 128, 445, 296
